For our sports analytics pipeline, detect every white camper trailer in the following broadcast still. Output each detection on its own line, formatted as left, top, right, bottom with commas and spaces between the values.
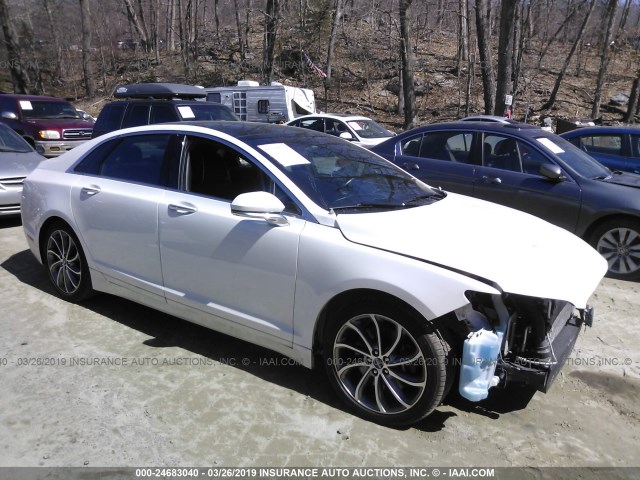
204, 80, 316, 123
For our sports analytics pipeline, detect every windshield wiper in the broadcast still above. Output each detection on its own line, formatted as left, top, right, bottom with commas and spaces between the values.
592, 174, 613, 180
403, 190, 446, 205
331, 203, 404, 212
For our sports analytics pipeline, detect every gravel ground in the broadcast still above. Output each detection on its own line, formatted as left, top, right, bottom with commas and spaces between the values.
0, 217, 639, 470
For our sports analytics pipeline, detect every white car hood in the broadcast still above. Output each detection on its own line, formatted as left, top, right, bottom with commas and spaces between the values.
336, 193, 607, 308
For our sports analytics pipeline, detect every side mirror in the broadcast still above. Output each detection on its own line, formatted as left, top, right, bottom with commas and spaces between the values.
539, 163, 565, 182
339, 132, 355, 141
231, 191, 288, 226
1, 111, 18, 120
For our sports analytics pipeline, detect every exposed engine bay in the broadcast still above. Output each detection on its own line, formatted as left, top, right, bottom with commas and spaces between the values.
454, 291, 593, 401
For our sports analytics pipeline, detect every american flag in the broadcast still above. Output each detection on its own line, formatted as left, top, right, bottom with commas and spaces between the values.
303, 51, 327, 78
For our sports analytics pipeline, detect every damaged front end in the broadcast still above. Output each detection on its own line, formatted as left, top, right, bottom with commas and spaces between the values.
455, 291, 593, 402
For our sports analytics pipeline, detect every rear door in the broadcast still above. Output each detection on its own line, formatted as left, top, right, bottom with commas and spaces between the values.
70, 133, 182, 298
392, 130, 476, 196
568, 132, 631, 173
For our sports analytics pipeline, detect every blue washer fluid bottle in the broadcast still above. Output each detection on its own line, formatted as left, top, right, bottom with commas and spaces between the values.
459, 329, 502, 401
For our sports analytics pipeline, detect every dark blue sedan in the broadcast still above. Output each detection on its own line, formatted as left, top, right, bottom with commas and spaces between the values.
371, 121, 640, 280
560, 126, 640, 175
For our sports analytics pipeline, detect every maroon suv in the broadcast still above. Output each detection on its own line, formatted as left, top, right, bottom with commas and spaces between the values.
0, 94, 93, 157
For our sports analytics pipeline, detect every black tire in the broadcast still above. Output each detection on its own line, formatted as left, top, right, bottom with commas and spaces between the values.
44, 223, 94, 302
590, 219, 640, 281
323, 299, 450, 427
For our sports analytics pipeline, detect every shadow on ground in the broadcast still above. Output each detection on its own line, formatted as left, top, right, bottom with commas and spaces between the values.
2, 248, 534, 432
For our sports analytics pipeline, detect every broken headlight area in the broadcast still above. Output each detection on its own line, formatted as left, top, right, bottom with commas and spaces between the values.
454, 291, 592, 402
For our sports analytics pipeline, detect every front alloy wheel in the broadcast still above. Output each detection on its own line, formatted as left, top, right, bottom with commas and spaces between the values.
324, 301, 450, 426
45, 225, 93, 301
592, 220, 640, 280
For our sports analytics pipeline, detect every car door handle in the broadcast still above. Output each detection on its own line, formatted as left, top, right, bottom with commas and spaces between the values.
168, 203, 198, 215
81, 185, 101, 196
481, 176, 502, 185
402, 162, 420, 170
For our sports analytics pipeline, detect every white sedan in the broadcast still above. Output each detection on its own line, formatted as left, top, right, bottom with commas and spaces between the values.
287, 113, 394, 148
21, 122, 606, 426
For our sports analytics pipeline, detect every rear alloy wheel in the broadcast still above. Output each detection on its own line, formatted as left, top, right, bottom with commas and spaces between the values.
591, 219, 640, 281
323, 301, 450, 426
45, 224, 93, 301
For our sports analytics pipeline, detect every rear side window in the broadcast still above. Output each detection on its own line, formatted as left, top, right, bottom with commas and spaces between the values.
122, 104, 151, 128
76, 134, 176, 187
150, 104, 178, 124
93, 103, 126, 137
420, 131, 473, 163
576, 134, 623, 156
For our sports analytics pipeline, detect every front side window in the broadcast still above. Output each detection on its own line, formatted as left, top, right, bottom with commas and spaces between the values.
346, 119, 392, 139
0, 125, 32, 153
184, 136, 300, 214
400, 134, 423, 157
324, 119, 349, 137
482, 134, 549, 175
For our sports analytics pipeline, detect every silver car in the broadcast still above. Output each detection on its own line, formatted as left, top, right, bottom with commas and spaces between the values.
21, 122, 605, 426
0, 123, 43, 216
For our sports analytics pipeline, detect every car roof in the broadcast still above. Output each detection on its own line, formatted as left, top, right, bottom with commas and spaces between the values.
460, 115, 521, 124
106, 121, 329, 141
403, 121, 545, 136
0, 93, 70, 102
560, 125, 640, 137
291, 113, 373, 122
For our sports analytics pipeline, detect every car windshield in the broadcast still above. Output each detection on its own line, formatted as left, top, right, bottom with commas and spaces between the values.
189, 104, 239, 121
346, 119, 393, 139
535, 135, 611, 179
19, 100, 81, 119
250, 133, 443, 212
0, 125, 33, 153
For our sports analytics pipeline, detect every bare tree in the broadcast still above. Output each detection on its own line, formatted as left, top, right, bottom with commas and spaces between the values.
543, 0, 596, 111
458, 0, 469, 67
399, 0, 416, 129
79, 0, 96, 97
43, 0, 63, 81
494, 0, 518, 116
592, 0, 619, 119
263, 0, 281, 84
326, 0, 344, 79
123, 0, 150, 52
0, 0, 30, 93
475, 0, 495, 114
624, 69, 640, 123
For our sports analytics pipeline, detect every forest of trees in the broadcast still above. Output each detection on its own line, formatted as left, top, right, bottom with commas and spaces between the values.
1, 0, 640, 128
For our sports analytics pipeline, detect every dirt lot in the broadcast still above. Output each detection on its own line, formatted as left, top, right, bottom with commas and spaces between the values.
0, 217, 639, 469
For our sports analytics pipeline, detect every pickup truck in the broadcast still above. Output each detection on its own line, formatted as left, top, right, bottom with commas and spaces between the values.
0, 94, 93, 157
